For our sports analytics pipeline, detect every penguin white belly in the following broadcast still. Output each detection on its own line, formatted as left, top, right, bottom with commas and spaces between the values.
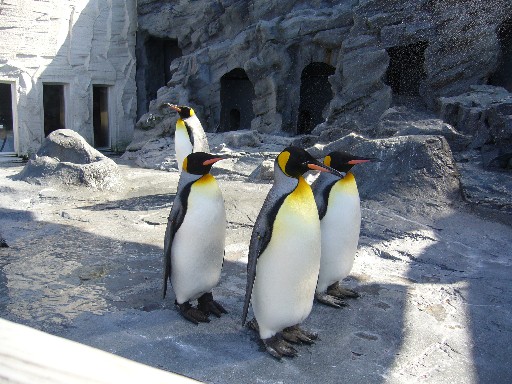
252, 180, 321, 339
175, 125, 192, 172
171, 176, 226, 303
317, 184, 361, 293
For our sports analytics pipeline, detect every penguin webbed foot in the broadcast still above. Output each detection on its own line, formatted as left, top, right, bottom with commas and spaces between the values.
282, 325, 318, 345
327, 282, 360, 299
175, 301, 210, 325
315, 292, 348, 308
263, 335, 298, 360
197, 292, 228, 318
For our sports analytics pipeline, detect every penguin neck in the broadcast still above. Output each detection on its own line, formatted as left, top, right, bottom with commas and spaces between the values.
273, 164, 301, 195
183, 115, 202, 135
178, 170, 204, 186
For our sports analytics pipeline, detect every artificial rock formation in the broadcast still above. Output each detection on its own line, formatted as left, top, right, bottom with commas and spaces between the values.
15, 129, 122, 191
134, 0, 510, 135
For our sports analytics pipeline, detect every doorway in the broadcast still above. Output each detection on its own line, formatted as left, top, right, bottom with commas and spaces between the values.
0, 82, 15, 153
384, 41, 428, 97
43, 84, 66, 136
297, 62, 335, 134
93, 85, 110, 148
220, 68, 255, 131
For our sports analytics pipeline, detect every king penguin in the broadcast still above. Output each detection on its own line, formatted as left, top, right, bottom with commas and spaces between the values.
162, 152, 227, 324
312, 151, 376, 308
242, 146, 346, 359
163, 103, 210, 172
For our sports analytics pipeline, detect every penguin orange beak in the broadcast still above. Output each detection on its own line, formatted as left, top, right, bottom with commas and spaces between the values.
163, 103, 181, 113
348, 159, 371, 165
202, 156, 225, 166
307, 161, 346, 178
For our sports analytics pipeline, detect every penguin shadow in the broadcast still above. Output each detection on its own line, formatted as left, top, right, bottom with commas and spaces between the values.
79, 193, 176, 212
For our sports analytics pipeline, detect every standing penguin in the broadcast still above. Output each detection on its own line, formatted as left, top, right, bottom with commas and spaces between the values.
162, 152, 227, 324
163, 103, 210, 172
242, 146, 346, 359
312, 151, 376, 308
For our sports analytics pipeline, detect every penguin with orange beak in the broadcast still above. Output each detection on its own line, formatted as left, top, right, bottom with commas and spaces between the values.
163, 104, 210, 172
162, 152, 227, 324
312, 151, 377, 308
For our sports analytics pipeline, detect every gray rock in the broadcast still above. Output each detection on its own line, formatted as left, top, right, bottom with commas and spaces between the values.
378, 107, 471, 151
224, 130, 262, 148
248, 159, 274, 181
321, 133, 461, 206
438, 85, 512, 167
14, 129, 122, 191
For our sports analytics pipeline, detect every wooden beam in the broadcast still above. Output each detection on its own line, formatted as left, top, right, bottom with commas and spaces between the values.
0, 318, 200, 383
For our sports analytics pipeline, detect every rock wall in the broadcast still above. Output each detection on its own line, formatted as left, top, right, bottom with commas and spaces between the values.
135, 0, 511, 137
0, 0, 137, 156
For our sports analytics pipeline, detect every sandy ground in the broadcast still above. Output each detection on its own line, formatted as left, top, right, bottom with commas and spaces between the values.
1, 157, 512, 383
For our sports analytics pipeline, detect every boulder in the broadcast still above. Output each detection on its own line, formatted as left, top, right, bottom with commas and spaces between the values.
224, 130, 262, 148
438, 85, 512, 168
317, 133, 461, 205
248, 159, 274, 181
14, 129, 122, 191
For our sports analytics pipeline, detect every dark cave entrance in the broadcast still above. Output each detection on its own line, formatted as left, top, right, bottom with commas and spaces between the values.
136, 35, 182, 118
489, 17, 512, 92
384, 41, 428, 98
43, 84, 66, 136
93, 85, 110, 149
0, 82, 14, 153
297, 62, 335, 135
220, 68, 255, 132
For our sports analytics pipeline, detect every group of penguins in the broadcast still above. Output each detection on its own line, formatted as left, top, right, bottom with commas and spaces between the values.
161, 103, 377, 359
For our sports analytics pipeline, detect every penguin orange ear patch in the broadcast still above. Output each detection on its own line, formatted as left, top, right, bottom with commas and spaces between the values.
182, 157, 188, 172
324, 155, 332, 167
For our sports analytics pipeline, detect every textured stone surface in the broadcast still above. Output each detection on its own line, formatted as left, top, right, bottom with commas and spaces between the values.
0, 0, 137, 156
439, 85, 512, 167
1, 158, 512, 383
133, 0, 511, 143
14, 129, 121, 191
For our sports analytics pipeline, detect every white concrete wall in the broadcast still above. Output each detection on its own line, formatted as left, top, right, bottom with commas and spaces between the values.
0, 0, 137, 156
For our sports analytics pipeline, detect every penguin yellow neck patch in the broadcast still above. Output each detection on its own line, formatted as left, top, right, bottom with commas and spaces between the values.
194, 173, 215, 186
176, 119, 186, 131
334, 172, 358, 195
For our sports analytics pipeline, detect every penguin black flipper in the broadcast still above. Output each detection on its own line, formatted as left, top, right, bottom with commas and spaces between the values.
162, 181, 194, 299
242, 189, 287, 326
311, 173, 339, 220
183, 121, 195, 147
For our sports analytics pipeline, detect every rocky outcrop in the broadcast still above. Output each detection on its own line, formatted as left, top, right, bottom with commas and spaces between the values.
439, 85, 512, 168
14, 130, 122, 191
133, 0, 510, 142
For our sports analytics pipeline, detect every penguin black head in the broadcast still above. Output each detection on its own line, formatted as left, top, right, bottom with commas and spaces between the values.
182, 152, 224, 175
163, 103, 195, 120
324, 151, 378, 173
276, 146, 346, 179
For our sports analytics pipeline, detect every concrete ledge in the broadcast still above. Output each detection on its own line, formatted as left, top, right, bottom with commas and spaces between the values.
0, 318, 199, 384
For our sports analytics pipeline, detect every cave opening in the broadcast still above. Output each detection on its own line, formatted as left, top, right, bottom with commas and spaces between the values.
0, 82, 14, 153
93, 85, 110, 149
137, 36, 182, 118
384, 41, 428, 98
297, 62, 335, 135
489, 17, 512, 92
43, 84, 66, 136
220, 68, 255, 132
